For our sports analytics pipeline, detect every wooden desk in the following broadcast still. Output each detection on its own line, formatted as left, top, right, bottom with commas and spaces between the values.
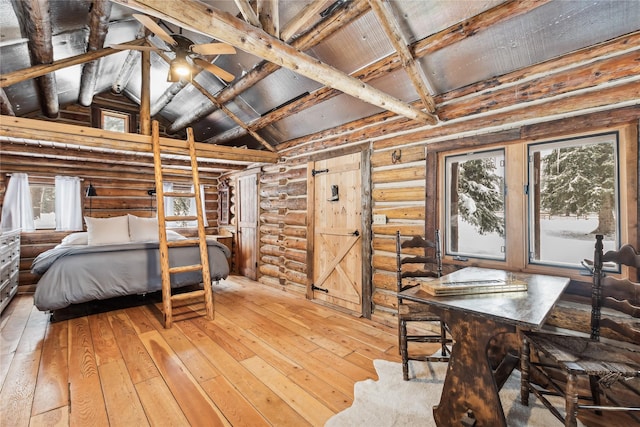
400, 267, 570, 427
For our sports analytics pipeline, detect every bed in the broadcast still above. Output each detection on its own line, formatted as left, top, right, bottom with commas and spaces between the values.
31, 215, 231, 311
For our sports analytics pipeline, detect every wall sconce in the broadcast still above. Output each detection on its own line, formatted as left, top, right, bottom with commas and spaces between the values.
86, 183, 97, 215
147, 188, 156, 211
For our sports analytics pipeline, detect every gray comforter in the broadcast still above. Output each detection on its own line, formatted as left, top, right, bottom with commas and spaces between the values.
32, 239, 231, 311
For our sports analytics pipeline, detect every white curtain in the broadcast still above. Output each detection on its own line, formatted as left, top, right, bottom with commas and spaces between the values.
0, 173, 34, 232
55, 176, 83, 231
188, 184, 208, 227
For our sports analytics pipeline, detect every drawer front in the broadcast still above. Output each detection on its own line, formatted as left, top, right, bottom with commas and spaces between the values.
0, 279, 18, 312
0, 230, 20, 314
0, 231, 20, 246
0, 262, 9, 282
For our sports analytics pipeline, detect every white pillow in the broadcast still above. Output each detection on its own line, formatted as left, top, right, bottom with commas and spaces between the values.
127, 215, 188, 242
128, 214, 159, 242
85, 216, 131, 245
60, 232, 88, 246
167, 230, 187, 241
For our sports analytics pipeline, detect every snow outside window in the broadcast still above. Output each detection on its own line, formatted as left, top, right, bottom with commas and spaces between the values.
31, 183, 56, 229
440, 128, 633, 275
166, 183, 205, 228
527, 132, 619, 269
445, 149, 506, 260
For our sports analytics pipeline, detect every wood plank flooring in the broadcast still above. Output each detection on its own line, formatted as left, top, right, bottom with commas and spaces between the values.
1, 275, 634, 426
1, 276, 402, 426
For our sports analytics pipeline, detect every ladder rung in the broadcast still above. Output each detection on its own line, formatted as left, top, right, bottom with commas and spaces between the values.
167, 238, 201, 248
162, 167, 193, 176
165, 215, 198, 222
152, 121, 213, 328
171, 289, 206, 302
163, 191, 196, 198
169, 264, 202, 274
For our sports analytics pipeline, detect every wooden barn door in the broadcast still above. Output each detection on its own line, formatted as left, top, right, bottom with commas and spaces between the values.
237, 173, 258, 280
308, 152, 363, 314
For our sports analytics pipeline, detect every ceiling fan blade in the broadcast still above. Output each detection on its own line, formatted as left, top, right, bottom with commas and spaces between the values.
190, 43, 236, 56
110, 43, 160, 52
193, 58, 235, 82
133, 14, 176, 46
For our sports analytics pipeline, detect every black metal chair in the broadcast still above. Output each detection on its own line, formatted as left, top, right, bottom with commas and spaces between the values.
520, 235, 640, 426
396, 230, 451, 381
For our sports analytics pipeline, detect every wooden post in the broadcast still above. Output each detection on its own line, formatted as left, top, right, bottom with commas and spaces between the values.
140, 50, 151, 135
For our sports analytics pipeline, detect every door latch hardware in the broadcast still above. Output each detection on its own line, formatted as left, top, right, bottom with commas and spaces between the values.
327, 184, 339, 201
312, 284, 329, 293
312, 168, 329, 176
352, 230, 360, 236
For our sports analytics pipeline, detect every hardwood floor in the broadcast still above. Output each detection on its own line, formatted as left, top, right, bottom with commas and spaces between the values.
1, 275, 636, 426
0, 276, 402, 426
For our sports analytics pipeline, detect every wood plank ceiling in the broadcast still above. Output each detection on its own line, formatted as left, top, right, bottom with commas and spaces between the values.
1, 0, 639, 166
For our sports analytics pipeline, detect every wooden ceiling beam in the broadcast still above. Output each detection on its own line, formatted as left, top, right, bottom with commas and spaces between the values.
114, 0, 436, 125
412, 0, 552, 59
0, 143, 245, 172
78, 0, 112, 106
206, 54, 401, 145
223, 0, 555, 145
0, 116, 279, 165
166, 0, 369, 134
0, 89, 15, 116
258, 0, 279, 39
368, 0, 437, 114
190, 79, 276, 153
233, 0, 261, 28
13, 0, 59, 118
280, 0, 334, 42
0, 38, 146, 88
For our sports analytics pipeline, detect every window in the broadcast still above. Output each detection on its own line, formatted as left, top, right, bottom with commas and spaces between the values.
528, 133, 619, 268
440, 128, 635, 275
171, 183, 193, 227
218, 179, 230, 226
164, 183, 207, 228
30, 183, 56, 229
445, 149, 505, 260
101, 110, 129, 133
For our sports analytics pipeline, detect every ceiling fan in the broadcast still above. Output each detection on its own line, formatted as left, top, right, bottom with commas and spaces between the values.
112, 14, 236, 83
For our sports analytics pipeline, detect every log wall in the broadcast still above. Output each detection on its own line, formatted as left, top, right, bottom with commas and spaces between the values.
257, 162, 309, 294
226, 32, 640, 327
230, 106, 638, 328
0, 93, 223, 293
1, 32, 638, 333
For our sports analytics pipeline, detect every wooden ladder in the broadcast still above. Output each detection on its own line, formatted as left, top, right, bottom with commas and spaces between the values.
151, 120, 214, 328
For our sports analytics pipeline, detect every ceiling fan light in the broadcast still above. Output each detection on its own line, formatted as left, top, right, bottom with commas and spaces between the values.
168, 57, 192, 82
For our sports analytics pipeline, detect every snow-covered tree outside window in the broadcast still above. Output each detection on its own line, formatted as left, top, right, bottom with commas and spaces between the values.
528, 133, 619, 268
445, 149, 505, 260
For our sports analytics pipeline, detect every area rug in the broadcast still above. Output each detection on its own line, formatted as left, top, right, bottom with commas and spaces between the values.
326, 359, 584, 426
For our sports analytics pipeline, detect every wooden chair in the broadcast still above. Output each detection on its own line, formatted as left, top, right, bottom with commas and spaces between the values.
396, 230, 451, 381
520, 235, 640, 426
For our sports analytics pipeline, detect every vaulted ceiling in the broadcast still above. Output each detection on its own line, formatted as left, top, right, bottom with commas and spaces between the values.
1, 0, 639, 154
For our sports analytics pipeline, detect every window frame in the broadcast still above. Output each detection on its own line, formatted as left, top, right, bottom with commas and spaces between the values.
100, 110, 130, 133
526, 132, 621, 271
437, 124, 637, 281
